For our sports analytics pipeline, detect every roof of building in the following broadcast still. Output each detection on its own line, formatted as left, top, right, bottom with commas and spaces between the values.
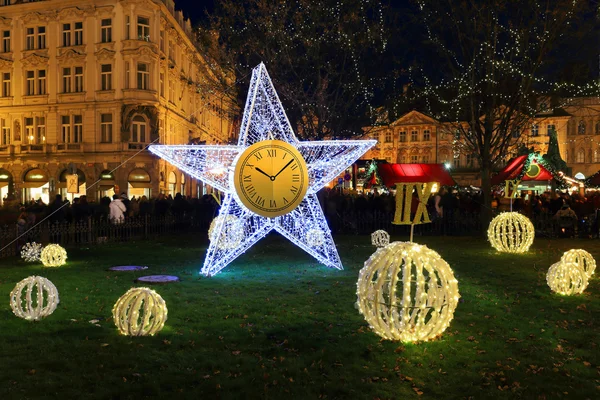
377, 163, 456, 187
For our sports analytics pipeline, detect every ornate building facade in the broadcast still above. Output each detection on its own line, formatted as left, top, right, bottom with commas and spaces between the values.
362, 98, 600, 186
0, 0, 233, 205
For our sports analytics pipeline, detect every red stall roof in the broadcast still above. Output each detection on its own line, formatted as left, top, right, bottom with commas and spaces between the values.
377, 163, 456, 187
491, 155, 555, 185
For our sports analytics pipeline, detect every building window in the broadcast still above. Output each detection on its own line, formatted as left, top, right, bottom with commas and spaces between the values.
100, 113, 112, 143
26, 70, 35, 95
26, 70, 46, 95
62, 23, 71, 46
1, 72, 9, 97
63, 22, 83, 46
62, 67, 71, 93
168, 78, 175, 102
61, 115, 82, 143
73, 115, 82, 142
423, 130, 430, 141
159, 30, 165, 52
1, 30, 10, 53
137, 16, 150, 41
125, 16, 130, 40
100, 64, 112, 90
25, 117, 34, 143
384, 131, 392, 143
74, 22, 83, 45
547, 124, 555, 136
411, 130, 418, 142
38, 26, 46, 49
531, 123, 539, 137
399, 131, 406, 142
37, 70, 46, 95
511, 128, 520, 139
578, 120, 586, 135
74, 66, 83, 92
422, 155, 429, 163
61, 116, 71, 143
596, 122, 600, 135
36, 117, 45, 143
594, 150, 600, 163
411, 155, 418, 163
125, 61, 130, 88
131, 115, 147, 143
576, 149, 585, 163
466, 153, 475, 167
101, 19, 112, 43
159, 72, 165, 97
137, 62, 149, 90
1, 118, 10, 145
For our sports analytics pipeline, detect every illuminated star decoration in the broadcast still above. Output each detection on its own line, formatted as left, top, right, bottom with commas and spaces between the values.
149, 63, 375, 276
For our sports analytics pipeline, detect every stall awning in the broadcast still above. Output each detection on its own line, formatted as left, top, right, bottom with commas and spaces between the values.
491, 155, 555, 185
377, 163, 456, 187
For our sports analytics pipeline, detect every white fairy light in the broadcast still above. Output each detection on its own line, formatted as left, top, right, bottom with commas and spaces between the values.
561, 249, 596, 278
371, 230, 390, 247
112, 287, 168, 336
546, 261, 588, 295
150, 63, 375, 276
356, 241, 460, 342
10, 276, 59, 321
208, 214, 245, 250
306, 228, 325, 247
40, 244, 68, 267
487, 212, 535, 253
21, 242, 43, 262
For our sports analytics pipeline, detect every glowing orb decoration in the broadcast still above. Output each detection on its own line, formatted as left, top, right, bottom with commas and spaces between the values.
561, 249, 596, 278
546, 261, 588, 295
306, 228, 325, 247
112, 287, 168, 336
208, 214, 245, 250
357, 241, 460, 342
10, 276, 59, 321
371, 230, 390, 248
20, 242, 43, 262
487, 212, 535, 253
149, 63, 375, 276
40, 244, 67, 267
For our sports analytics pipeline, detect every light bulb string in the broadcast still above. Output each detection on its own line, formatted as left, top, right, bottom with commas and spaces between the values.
1, 137, 161, 254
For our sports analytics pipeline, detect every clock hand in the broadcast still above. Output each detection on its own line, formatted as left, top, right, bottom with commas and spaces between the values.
273, 159, 294, 180
254, 166, 275, 180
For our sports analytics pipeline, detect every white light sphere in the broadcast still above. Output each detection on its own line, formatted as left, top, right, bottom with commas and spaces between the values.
40, 244, 67, 267
487, 212, 535, 253
371, 230, 390, 248
546, 261, 588, 295
561, 249, 596, 278
112, 287, 168, 336
10, 276, 59, 321
208, 215, 244, 250
306, 228, 325, 247
357, 241, 460, 342
21, 242, 43, 262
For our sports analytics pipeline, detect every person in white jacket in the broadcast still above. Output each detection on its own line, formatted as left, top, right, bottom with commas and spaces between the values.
109, 194, 127, 224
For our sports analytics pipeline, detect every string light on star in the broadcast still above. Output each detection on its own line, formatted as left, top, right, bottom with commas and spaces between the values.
20, 242, 43, 262
546, 261, 588, 295
561, 249, 596, 278
357, 241, 460, 342
40, 244, 67, 267
112, 287, 168, 336
487, 212, 535, 253
10, 276, 59, 321
306, 227, 325, 247
208, 214, 245, 250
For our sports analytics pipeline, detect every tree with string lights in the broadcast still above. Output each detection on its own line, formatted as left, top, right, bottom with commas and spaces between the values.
196, 0, 400, 140
410, 0, 599, 230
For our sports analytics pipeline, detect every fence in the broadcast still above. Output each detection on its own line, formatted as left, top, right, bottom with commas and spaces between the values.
0, 211, 596, 259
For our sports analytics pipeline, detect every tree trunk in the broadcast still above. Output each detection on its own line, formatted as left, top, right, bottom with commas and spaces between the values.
480, 165, 492, 235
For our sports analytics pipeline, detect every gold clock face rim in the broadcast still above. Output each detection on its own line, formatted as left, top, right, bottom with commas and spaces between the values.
233, 140, 309, 218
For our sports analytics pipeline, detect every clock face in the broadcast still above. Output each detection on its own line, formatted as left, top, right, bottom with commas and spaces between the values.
233, 140, 309, 218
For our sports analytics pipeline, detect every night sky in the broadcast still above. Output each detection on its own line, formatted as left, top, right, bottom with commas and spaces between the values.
174, 0, 215, 25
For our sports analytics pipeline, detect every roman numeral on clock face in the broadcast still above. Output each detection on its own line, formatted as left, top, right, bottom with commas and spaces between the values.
292, 174, 300, 182
267, 149, 276, 157
243, 174, 252, 182
290, 185, 298, 195
256, 196, 265, 207
254, 152, 263, 161
283, 197, 289, 204
270, 199, 277, 208
290, 163, 298, 171
245, 184, 256, 198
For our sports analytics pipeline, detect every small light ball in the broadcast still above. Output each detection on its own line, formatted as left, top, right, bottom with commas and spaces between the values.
21, 242, 43, 262
357, 241, 460, 342
371, 230, 390, 247
487, 212, 535, 253
40, 244, 67, 267
546, 261, 588, 295
561, 249, 596, 278
113, 287, 168, 336
208, 215, 244, 250
306, 228, 325, 247
10, 276, 59, 321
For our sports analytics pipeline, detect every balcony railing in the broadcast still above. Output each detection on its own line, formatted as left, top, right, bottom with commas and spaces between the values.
56, 143, 82, 152
19, 144, 46, 153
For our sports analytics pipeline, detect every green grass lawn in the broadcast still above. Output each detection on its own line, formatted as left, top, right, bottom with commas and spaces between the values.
0, 233, 599, 399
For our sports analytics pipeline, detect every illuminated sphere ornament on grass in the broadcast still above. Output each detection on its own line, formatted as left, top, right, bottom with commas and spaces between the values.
20, 242, 43, 262
487, 212, 535, 253
371, 230, 390, 248
306, 228, 325, 247
112, 287, 168, 336
357, 241, 460, 342
561, 249, 596, 278
40, 244, 67, 267
10, 276, 59, 321
208, 214, 244, 250
546, 261, 588, 295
